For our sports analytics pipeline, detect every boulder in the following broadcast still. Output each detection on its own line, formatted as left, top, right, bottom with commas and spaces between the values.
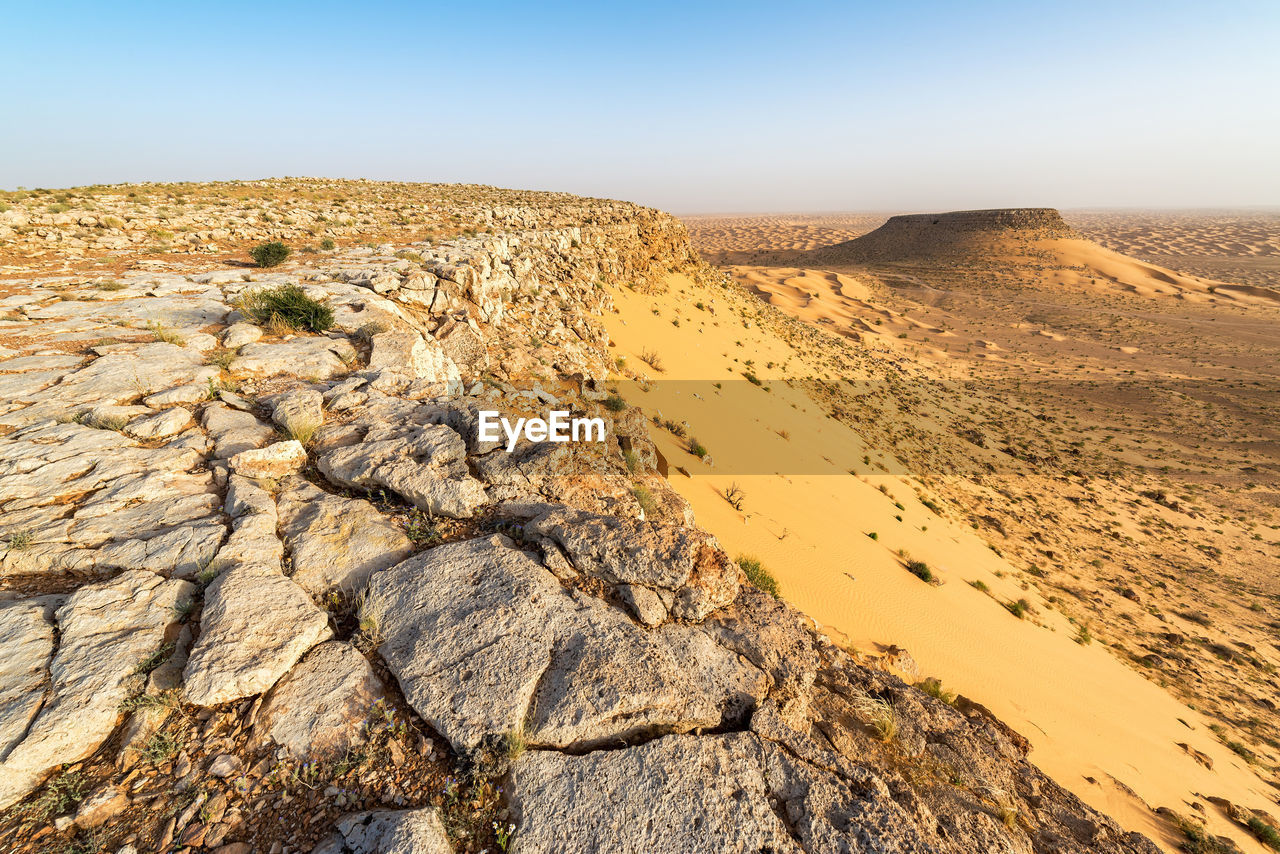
256, 642, 386, 760
509, 733, 799, 854
229, 440, 308, 478
183, 564, 332, 706
221, 322, 263, 349
370, 536, 765, 754
124, 406, 194, 440
235, 337, 357, 381
310, 808, 453, 854
367, 331, 461, 393
526, 507, 741, 621
317, 423, 486, 518
203, 403, 275, 460
276, 478, 413, 596
270, 388, 324, 437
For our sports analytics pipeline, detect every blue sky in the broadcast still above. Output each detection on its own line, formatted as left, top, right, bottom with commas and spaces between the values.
3, 0, 1276, 211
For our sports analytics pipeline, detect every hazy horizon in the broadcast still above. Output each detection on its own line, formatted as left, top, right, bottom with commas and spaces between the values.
4, 0, 1277, 212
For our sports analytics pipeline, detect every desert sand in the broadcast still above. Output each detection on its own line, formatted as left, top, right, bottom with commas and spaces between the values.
600, 210, 1280, 853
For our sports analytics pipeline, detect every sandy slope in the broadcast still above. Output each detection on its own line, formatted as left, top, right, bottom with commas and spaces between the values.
600, 271, 1277, 854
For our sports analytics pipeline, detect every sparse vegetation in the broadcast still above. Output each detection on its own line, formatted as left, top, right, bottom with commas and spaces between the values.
250, 240, 292, 267
849, 692, 897, 742
904, 557, 934, 583
724, 482, 745, 510
736, 554, 780, 597
5, 530, 34, 551
148, 320, 186, 345
917, 677, 956, 705
688, 437, 708, 459
639, 347, 664, 371
238, 284, 334, 333
632, 484, 658, 517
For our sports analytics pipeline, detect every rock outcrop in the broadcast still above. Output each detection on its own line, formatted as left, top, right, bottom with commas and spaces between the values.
0, 180, 1164, 854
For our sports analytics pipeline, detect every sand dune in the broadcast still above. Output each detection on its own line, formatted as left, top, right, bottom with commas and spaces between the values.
600, 271, 1279, 853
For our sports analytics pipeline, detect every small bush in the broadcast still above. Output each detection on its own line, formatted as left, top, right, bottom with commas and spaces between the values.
206, 348, 237, 370
250, 241, 292, 268
917, 677, 956, 705
688, 437, 708, 459
1005, 598, 1030, 619
5, 530, 34, 551
736, 554, 780, 598
905, 558, 934, 583
743, 371, 762, 386
319, 237, 336, 251
724, 482, 745, 510
603, 393, 627, 412
639, 348, 664, 371
238, 284, 333, 333
970, 579, 990, 593
1247, 816, 1280, 850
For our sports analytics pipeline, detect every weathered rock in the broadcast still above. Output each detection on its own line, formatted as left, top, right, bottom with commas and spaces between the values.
310, 807, 453, 854
74, 784, 129, 829
203, 403, 275, 459
0, 600, 55, 759
366, 331, 461, 393
270, 388, 324, 437
370, 536, 765, 754
124, 406, 194, 440
616, 583, 666, 626
221, 322, 263, 349
183, 564, 332, 707
0, 571, 195, 809
435, 321, 488, 375
276, 478, 412, 595
526, 507, 741, 621
229, 440, 308, 478
256, 642, 386, 760
236, 337, 356, 380
317, 423, 486, 518
509, 733, 799, 854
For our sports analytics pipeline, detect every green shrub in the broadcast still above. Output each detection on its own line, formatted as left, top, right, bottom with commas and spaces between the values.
1247, 816, 1280, 850
603, 393, 626, 412
238, 284, 333, 332
1005, 598, 1029, 619
320, 237, 336, 251
250, 241, 292, 268
905, 558, 934, 583
688, 437, 708, 459
736, 554, 780, 597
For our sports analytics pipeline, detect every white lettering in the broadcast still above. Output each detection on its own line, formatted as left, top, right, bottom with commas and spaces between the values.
525, 418, 548, 443
503, 417, 525, 452
476, 410, 607, 452
478, 410, 500, 444
574, 416, 605, 442
549, 410, 569, 442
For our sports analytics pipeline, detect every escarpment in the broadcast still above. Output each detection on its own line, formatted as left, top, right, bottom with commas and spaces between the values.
0, 180, 1158, 853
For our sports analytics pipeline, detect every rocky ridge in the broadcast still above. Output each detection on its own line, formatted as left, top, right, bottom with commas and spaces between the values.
0, 181, 1161, 853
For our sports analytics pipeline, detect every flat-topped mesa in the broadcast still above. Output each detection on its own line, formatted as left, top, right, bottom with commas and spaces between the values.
884, 207, 1072, 234
811, 207, 1077, 264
